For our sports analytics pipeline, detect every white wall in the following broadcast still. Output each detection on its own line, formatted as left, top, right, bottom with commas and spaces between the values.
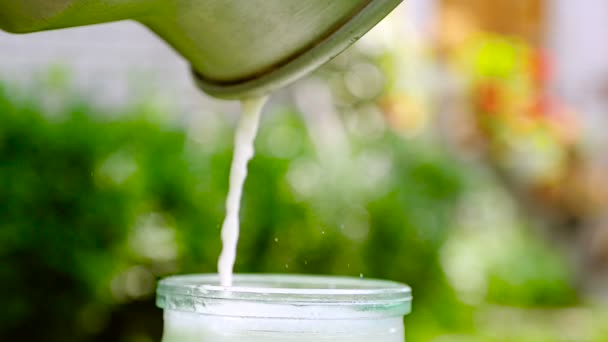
547, 0, 608, 148
0, 21, 236, 115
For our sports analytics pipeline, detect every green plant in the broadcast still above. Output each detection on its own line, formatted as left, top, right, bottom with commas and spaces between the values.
0, 79, 587, 341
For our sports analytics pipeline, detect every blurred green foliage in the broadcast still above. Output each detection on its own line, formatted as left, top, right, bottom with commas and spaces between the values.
0, 80, 595, 342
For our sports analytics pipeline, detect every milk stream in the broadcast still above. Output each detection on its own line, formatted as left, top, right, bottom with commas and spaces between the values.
217, 96, 268, 287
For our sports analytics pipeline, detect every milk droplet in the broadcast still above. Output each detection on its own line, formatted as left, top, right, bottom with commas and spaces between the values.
274, 237, 279, 242
360, 273, 364, 278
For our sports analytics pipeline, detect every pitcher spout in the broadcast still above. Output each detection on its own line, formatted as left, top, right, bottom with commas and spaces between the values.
0, 0, 164, 33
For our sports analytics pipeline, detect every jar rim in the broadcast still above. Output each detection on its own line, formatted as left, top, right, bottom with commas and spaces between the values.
157, 274, 412, 319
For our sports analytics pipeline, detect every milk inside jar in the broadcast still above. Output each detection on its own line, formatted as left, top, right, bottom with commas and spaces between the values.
157, 274, 412, 342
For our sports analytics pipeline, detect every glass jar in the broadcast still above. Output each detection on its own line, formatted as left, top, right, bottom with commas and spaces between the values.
156, 274, 412, 342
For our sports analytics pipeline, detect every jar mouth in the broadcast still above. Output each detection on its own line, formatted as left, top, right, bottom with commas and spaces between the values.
157, 274, 412, 319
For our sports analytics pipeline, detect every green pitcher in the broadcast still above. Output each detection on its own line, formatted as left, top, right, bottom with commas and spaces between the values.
0, 0, 403, 98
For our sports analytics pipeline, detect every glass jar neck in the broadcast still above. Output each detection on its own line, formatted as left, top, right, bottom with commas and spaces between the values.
157, 274, 412, 320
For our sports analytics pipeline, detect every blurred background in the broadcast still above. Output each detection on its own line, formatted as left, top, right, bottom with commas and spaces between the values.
1, 0, 607, 341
